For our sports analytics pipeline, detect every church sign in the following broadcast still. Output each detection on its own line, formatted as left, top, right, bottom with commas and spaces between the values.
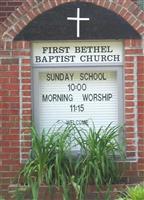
33, 40, 123, 131
33, 41, 123, 66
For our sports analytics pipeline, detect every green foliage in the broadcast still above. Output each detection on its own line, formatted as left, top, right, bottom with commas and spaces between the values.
77, 123, 122, 183
117, 184, 144, 200
72, 122, 124, 199
11, 187, 25, 200
19, 122, 74, 199
0, 197, 5, 200
18, 121, 124, 200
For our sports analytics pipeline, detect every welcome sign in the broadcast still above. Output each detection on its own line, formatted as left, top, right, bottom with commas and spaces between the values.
32, 41, 123, 66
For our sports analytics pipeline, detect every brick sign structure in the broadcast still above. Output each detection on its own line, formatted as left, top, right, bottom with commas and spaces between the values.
0, 0, 144, 199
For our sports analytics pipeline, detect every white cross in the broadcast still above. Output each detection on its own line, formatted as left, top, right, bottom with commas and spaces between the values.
67, 8, 90, 38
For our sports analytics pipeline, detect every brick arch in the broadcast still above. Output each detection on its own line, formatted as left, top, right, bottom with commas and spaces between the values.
0, 0, 143, 40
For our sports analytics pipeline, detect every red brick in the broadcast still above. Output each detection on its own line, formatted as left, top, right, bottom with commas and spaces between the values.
137, 25, 144, 34
138, 107, 144, 114
125, 114, 135, 119
10, 77, 19, 84
125, 95, 134, 101
137, 56, 144, 62
2, 147, 19, 153
125, 75, 134, 81
23, 41, 30, 49
22, 65, 31, 71
0, 2, 7, 6
138, 12, 144, 21
125, 82, 134, 87
8, 14, 18, 25
10, 103, 19, 109
125, 49, 143, 54
1, 58, 19, 65
17, 20, 25, 30
39, 3, 46, 13
126, 152, 136, 157
22, 110, 31, 115
22, 59, 31, 64
0, 71, 18, 77
0, 65, 8, 71
41, 1, 52, 11
125, 127, 134, 132
138, 146, 144, 152
22, 115, 31, 121
10, 91, 19, 96
126, 146, 136, 151
2, 109, 19, 115
2, 84, 19, 90
50, 0, 57, 8
125, 68, 134, 74
123, 12, 131, 21
125, 90, 134, 96
12, 51, 30, 57
125, 132, 135, 138
138, 120, 144, 126
22, 85, 31, 90
133, 20, 141, 29
27, 10, 36, 21
0, 77, 9, 83
138, 94, 144, 101
0, 50, 11, 56
9, 65, 19, 71
125, 56, 134, 62
124, 40, 132, 46
138, 152, 144, 158
138, 66, 144, 73
23, 97, 31, 102
138, 102, 144, 106
22, 72, 31, 77
125, 63, 134, 68
0, 91, 9, 96
138, 164, 144, 171
12, 41, 24, 49
119, 7, 126, 16
125, 121, 135, 126
138, 127, 144, 133
23, 104, 31, 109
0, 153, 11, 160
131, 40, 142, 47
138, 88, 144, 94
22, 121, 31, 127
2, 95, 19, 101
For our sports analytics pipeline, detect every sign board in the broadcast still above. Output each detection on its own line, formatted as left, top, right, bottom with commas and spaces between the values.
38, 69, 119, 131
32, 41, 123, 66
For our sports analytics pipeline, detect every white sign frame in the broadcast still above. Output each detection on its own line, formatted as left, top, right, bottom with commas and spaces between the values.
32, 40, 123, 66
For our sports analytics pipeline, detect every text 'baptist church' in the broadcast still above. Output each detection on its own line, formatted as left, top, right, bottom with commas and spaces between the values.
33, 41, 123, 65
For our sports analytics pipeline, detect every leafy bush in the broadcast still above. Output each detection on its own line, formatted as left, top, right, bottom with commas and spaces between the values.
117, 184, 144, 200
18, 121, 124, 200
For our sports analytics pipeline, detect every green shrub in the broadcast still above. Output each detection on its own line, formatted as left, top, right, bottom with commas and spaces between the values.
73, 122, 124, 199
18, 121, 124, 200
19, 122, 74, 199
